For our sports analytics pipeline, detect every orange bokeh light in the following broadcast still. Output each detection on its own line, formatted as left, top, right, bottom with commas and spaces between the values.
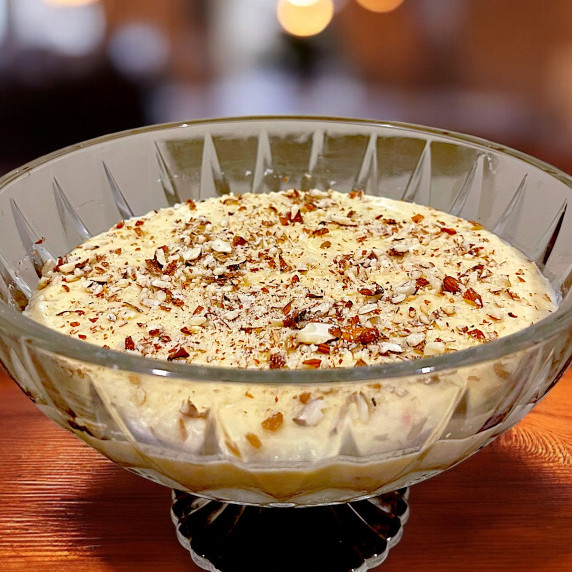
276, 0, 335, 38
355, 0, 405, 13
288, 0, 322, 5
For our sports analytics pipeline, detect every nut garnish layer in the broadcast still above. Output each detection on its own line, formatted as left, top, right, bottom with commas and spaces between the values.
26, 189, 557, 370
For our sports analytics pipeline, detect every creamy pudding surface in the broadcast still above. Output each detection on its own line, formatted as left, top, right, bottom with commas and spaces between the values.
27, 188, 556, 367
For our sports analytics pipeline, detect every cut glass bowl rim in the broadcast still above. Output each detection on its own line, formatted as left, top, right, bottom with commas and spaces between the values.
1, 115, 571, 383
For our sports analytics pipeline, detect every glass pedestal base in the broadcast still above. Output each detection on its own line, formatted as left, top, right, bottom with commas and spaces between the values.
171, 488, 409, 572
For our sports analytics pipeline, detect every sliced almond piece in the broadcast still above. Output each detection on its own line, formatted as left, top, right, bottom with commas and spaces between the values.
211, 239, 232, 253
296, 322, 336, 345
379, 342, 404, 354
293, 398, 325, 426
424, 341, 445, 356
405, 332, 425, 347
183, 246, 202, 261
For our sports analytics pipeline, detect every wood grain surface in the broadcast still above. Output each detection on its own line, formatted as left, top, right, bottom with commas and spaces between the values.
0, 369, 570, 572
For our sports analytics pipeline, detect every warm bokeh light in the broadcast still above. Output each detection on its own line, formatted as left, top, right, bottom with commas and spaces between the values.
287, 0, 321, 5
355, 0, 405, 13
44, 0, 100, 6
276, 0, 334, 38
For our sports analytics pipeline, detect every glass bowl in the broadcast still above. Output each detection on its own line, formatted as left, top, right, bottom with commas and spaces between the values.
1, 117, 571, 572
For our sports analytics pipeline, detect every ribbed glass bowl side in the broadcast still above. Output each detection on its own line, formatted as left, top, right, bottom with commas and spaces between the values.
0, 332, 568, 506
0, 117, 571, 505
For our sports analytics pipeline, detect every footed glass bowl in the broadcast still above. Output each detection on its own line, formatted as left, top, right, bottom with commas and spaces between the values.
1, 117, 571, 572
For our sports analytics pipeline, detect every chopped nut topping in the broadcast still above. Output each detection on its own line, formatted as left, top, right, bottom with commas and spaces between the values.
211, 239, 232, 253
467, 329, 486, 342
358, 303, 378, 315
379, 342, 404, 354
246, 433, 262, 449
183, 247, 202, 261
27, 189, 556, 372
359, 284, 384, 296
463, 288, 483, 308
293, 398, 325, 426
353, 391, 371, 422
443, 275, 462, 294
168, 347, 190, 360
261, 412, 283, 432
179, 399, 208, 418
405, 332, 425, 347
232, 235, 247, 247
424, 341, 445, 355
269, 353, 286, 369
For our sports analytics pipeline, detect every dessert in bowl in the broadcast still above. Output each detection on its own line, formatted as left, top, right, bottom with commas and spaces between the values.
1, 118, 571, 571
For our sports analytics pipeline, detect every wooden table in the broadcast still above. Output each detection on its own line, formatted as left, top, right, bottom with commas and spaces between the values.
0, 370, 570, 572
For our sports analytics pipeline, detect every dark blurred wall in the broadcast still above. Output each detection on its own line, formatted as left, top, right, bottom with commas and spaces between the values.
1, 0, 572, 175
0, 0, 208, 175
0, 62, 145, 173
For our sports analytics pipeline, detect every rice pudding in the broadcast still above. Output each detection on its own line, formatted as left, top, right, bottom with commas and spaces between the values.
25, 189, 557, 503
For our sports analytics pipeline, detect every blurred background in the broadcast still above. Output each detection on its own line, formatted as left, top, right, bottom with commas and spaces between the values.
2, 0, 572, 175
